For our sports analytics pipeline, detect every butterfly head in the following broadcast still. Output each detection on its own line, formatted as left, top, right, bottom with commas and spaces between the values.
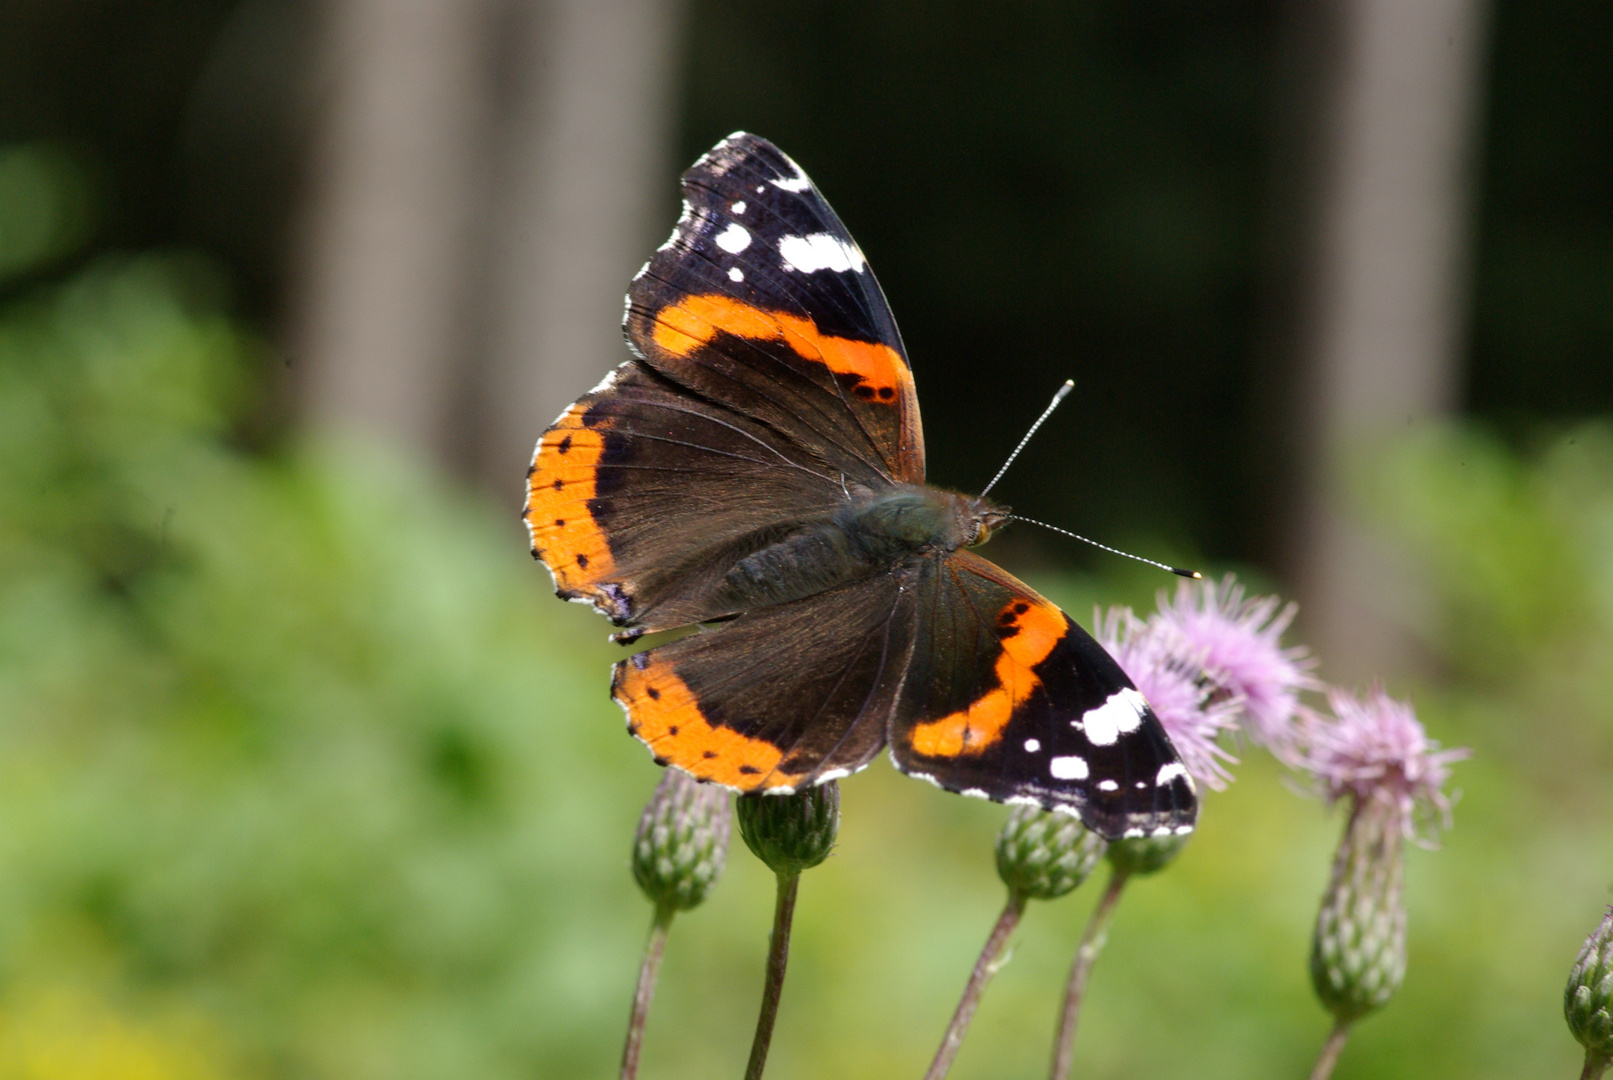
965, 497, 1010, 547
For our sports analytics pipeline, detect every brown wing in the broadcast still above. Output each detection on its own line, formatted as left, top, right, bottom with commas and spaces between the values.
611, 570, 917, 792
529, 133, 929, 634
525, 360, 855, 633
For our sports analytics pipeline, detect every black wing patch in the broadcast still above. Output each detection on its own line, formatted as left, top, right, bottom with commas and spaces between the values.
889, 551, 1197, 840
624, 132, 925, 483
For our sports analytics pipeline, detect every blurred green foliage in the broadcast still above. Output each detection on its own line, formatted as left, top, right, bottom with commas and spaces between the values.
1, 158, 1610, 1079
0, 228, 653, 1076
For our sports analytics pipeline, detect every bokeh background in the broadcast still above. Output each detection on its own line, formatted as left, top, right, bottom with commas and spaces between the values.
2, 1, 1611, 1077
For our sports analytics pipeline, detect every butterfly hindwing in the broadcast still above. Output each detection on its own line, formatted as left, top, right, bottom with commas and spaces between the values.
625, 132, 926, 484
611, 571, 916, 791
890, 551, 1196, 839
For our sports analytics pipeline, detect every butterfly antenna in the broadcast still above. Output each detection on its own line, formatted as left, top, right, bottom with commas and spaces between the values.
1007, 515, 1202, 579
979, 380, 1075, 497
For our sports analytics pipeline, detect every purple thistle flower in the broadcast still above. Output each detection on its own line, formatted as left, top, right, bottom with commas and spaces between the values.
1294, 685, 1469, 842
1153, 575, 1317, 755
1097, 606, 1241, 790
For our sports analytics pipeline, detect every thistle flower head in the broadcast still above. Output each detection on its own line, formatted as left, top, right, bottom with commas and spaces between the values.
1310, 793, 1407, 1022
1106, 830, 1192, 876
1097, 605, 1240, 790
1565, 906, 1613, 1065
1294, 685, 1469, 842
632, 769, 732, 912
736, 781, 840, 875
995, 805, 1106, 901
1153, 574, 1316, 753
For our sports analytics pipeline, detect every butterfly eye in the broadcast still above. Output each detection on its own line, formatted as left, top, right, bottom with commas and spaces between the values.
966, 502, 1010, 547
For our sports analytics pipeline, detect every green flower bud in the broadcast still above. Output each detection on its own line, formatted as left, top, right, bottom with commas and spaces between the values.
632, 769, 732, 912
1106, 830, 1191, 877
736, 781, 839, 875
995, 806, 1105, 901
1565, 906, 1613, 1067
1310, 794, 1406, 1023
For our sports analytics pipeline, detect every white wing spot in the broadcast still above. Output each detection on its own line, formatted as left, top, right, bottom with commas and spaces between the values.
1023, 738, 1041, 753
816, 768, 851, 782
715, 222, 751, 253
1098, 779, 1119, 792
778, 233, 867, 274
1156, 762, 1188, 785
1078, 688, 1149, 747
731, 200, 747, 214
1049, 755, 1089, 780
770, 175, 812, 192
961, 788, 989, 800
728, 267, 744, 282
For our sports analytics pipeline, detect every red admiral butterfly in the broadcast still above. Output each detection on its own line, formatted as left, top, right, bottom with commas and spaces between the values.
525, 133, 1195, 840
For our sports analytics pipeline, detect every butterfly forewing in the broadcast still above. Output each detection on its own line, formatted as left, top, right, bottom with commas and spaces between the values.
525, 361, 853, 631
889, 552, 1197, 839
624, 133, 925, 483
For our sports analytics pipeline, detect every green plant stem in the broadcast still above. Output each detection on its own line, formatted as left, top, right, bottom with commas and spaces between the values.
744, 870, 800, 1080
1050, 866, 1130, 1080
1582, 1051, 1612, 1080
620, 903, 673, 1080
1307, 1020, 1353, 1080
923, 891, 1028, 1080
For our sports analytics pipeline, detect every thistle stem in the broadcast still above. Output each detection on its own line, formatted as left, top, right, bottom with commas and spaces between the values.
1581, 1051, 1612, 1080
744, 870, 800, 1080
923, 891, 1028, 1080
1050, 866, 1130, 1080
620, 904, 674, 1080
1306, 1020, 1353, 1080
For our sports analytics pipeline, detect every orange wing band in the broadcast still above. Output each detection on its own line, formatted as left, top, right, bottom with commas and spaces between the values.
614, 653, 806, 791
650, 294, 906, 405
524, 401, 617, 596
907, 598, 1065, 757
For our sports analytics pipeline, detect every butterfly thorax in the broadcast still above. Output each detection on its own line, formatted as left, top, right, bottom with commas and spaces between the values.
714, 486, 1007, 612
840, 486, 1008, 556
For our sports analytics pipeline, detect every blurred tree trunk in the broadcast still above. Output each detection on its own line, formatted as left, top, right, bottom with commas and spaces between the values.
291, 0, 495, 460
1258, 0, 1491, 682
470, 0, 686, 493
292, 0, 685, 492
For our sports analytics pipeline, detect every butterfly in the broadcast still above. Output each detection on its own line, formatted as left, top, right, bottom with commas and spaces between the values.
524, 133, 1195, 840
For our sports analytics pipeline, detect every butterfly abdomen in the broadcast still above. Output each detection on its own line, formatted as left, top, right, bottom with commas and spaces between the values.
716, 523, 868, 609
